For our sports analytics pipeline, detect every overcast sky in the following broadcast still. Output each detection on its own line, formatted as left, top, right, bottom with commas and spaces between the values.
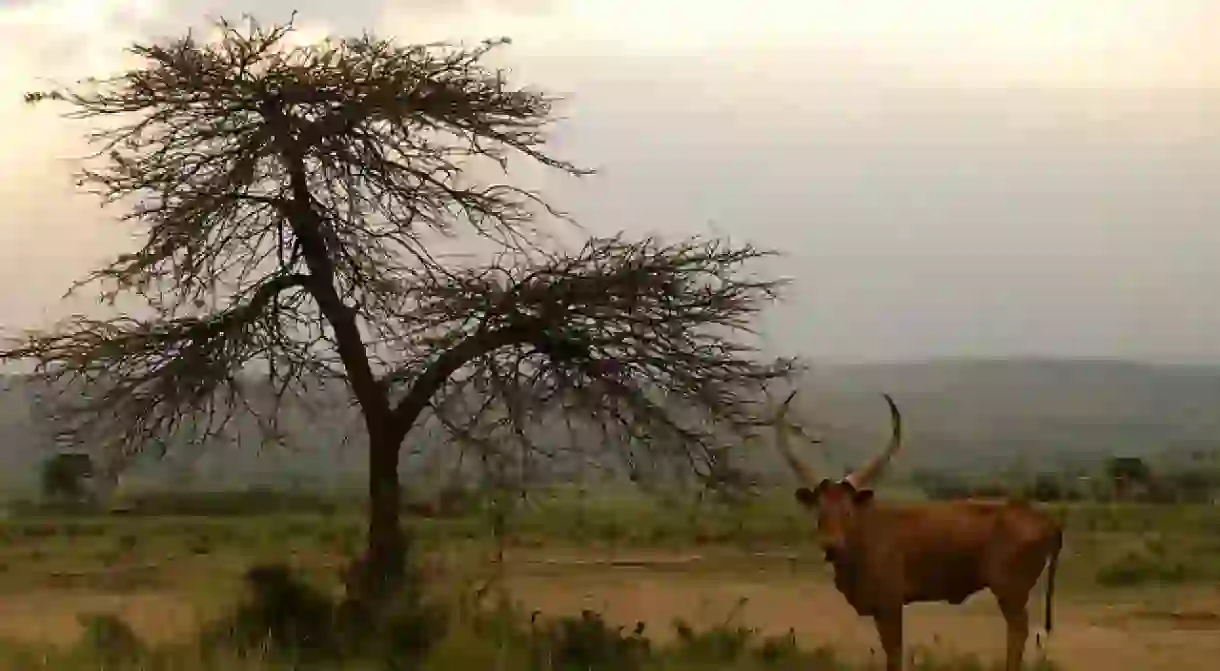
3, 1, 1220, 363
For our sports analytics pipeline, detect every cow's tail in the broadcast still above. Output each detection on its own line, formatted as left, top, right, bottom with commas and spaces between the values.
1043, 525, 1064, 638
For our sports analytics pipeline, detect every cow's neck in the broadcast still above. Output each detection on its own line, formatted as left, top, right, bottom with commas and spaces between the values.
832, 518, 883, 609
832, 554, 873, 615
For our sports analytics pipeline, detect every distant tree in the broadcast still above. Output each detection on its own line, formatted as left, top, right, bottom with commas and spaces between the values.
969, 482, 1011, 499
40, 453, 95, 504
1028, 472, 1064, 502
2, 16, 800, 605
1105, 456, 1152, 501
910, 469, 968, 501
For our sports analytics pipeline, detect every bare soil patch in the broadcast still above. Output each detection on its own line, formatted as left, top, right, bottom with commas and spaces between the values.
0, 591, 200, 645
0, 549, 1216, 669
505, 553, 1220, 670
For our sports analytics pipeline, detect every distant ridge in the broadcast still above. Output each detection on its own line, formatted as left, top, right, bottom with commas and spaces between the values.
0, 357, 1217, 492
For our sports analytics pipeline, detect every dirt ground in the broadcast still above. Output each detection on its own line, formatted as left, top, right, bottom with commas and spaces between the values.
501, 554, 1220, 670
0, 591, 200, 645
0, 553, 1217, 669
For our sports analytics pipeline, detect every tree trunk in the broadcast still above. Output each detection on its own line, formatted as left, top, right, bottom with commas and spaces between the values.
347, 426, 409, 607
340, 326, 538, 609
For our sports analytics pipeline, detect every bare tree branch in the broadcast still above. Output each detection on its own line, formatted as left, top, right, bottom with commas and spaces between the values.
379, 234, 800, 488
2, 14, 806, 598
7, 272, 313, 468
7, 15, 590, 464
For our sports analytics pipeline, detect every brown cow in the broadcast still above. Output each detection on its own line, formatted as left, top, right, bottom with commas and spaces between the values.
773, 391, 1063, 671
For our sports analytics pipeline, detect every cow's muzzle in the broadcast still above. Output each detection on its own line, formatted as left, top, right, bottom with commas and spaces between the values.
823, 546, 841, 564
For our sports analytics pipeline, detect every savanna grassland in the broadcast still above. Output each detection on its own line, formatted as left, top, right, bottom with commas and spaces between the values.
0, 488, 1216, 670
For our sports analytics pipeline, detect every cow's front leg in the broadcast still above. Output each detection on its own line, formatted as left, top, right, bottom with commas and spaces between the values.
873, 607, 904, 671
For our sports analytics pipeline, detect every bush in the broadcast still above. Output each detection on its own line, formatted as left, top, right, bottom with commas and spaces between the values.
1095, 551, 1192, 587
347, 588, 449, 669
194, 562, 869, 670
671, 616, 754, 664
0, 600, 1068, 670
73, 613, 144, 665
200, 561, 452, 667
532, 609, 651, 671
200, 563, 340, 661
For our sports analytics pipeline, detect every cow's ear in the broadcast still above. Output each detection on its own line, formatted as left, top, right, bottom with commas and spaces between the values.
853, 488, 875, 506
795, 479, 831, 507
794, 487, 818, 507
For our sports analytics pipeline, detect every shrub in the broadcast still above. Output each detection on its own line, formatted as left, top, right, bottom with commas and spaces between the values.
345, 588, 449, 669
73, 613, 144, 665
671, 616, 755, 664
1095, 550, 1191, 587
540, 609, 650, 671
200, 563, 339, 661
0, 591, 1071, 670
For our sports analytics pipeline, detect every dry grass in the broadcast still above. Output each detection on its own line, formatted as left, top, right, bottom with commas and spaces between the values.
0, 493, 1214, 668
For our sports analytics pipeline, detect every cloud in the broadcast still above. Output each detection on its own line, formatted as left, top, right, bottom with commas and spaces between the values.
377, 0, 1220, 88
4, 1, 1220, 361
0, 1, 171, 330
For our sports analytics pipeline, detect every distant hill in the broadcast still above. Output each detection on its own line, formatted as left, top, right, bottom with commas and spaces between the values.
798, 358, 1220, 475
1, 358, 1218, 493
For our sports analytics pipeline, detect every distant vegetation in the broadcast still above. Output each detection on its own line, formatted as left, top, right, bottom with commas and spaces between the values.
4, 357, 1220, 498
24, 450, 1220, 516
912, 454, 1220, 504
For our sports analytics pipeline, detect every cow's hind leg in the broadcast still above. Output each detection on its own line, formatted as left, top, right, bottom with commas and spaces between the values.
987, 528, 1054, 670
873, 609, 904, 671
995, 593, 1030, 671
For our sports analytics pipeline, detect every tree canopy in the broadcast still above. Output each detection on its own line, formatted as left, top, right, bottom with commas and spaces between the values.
3, 15, 802, 601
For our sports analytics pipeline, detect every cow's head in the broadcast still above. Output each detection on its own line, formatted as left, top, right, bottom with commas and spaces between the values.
773, 392, 902, 565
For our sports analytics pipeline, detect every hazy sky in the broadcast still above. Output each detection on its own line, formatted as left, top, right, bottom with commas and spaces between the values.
3, 1, 1220, 363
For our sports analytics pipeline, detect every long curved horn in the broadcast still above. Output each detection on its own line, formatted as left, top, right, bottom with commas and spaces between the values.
843, 393, 903, 491
772, 391, 819, 488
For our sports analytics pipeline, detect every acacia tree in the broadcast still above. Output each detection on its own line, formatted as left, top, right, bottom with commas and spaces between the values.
2, 16, 800, 602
